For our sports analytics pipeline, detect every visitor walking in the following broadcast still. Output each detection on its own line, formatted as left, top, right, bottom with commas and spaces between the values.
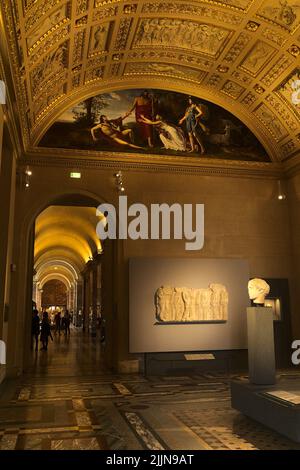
64, 310, 71, 336
54, 311, 62, 335
31, 309, 40, 351
40, 311, 53, 351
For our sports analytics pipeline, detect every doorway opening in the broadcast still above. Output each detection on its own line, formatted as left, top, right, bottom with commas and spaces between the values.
27, 194, 115, 377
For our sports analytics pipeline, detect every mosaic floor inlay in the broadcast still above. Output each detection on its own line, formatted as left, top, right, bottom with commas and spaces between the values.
0, 329, 300, 450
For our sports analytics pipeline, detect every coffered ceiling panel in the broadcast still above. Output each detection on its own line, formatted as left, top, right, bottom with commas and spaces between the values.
1, 0, 299, 163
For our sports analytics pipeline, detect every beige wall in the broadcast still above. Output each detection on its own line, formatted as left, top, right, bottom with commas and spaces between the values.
287, 174, 300, 339
4, 163, 294, 375
0, 128, 16, 383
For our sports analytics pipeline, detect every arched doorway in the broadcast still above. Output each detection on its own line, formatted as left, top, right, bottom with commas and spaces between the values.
10, 191, 119, 378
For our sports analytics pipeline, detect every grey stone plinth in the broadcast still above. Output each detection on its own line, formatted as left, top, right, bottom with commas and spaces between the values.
247, 307, 275, 385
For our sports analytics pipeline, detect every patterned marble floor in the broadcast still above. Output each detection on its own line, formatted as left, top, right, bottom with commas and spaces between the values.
0, 329, 300, 450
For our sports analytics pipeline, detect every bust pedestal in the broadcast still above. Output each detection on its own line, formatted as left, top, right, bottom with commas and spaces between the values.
247, 307, 276, 385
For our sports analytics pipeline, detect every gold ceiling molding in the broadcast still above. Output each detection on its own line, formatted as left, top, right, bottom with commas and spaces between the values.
0, 0, 299, 163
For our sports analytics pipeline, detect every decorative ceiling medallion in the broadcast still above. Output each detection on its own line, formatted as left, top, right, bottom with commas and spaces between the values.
217, 65, 229, 73
254, 84, 265, 94
246, 20, 260, 31
288, 44, 300, 57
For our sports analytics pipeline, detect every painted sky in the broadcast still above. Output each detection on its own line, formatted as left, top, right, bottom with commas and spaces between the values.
59, 90, 144, 124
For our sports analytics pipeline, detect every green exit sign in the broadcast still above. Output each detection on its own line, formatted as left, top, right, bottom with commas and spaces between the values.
70, 172, 81, 179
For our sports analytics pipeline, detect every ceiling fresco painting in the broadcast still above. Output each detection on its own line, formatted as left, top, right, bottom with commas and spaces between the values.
39, 88, 270, 162
1, 0, 300, 164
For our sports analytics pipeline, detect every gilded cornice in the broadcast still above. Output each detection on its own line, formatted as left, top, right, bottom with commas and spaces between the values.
0, 5, 23, 157
21, 147, 284, 180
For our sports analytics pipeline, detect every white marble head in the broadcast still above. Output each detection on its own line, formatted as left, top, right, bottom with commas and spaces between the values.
248, 278, 270, 304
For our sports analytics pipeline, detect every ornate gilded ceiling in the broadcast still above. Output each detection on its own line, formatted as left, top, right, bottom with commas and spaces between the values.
1, 0, 300, 164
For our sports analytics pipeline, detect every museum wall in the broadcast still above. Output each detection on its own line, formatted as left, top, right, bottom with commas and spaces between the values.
287, 173, 300, 340
129, 258, 250, 353
6, 163, 293, 374
0, 127, 16, 383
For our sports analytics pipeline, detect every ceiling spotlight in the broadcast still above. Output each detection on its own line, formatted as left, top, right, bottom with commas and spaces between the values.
25, 182, 29, 188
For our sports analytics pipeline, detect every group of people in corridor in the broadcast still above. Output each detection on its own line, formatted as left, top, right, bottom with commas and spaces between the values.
31, 309, 71, 351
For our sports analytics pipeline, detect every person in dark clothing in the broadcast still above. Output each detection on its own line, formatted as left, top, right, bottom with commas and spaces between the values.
31, 309, 40, 351
40, 311, 53, 351
64, 310, 71, 336
54, 311, 61, 335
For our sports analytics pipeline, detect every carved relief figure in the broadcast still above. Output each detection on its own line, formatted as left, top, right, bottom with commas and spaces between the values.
90, 23, 110, 53
27, 5, 66, 49
31, 43, 67, 95
134, 19, 229, 56
155, 285, 229, 323
241, 41, 275, 75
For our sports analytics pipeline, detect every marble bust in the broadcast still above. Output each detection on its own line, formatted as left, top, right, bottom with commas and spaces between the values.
248, 278, 270, 306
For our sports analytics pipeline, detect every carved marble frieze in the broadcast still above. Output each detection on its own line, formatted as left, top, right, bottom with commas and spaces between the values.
133, 18, 232, 58
155, 285, 229, 323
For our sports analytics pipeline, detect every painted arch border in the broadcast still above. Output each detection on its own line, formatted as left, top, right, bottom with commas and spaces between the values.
31, 76, 279, 162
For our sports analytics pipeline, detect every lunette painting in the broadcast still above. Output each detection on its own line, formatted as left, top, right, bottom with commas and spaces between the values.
39, 88, 270, 162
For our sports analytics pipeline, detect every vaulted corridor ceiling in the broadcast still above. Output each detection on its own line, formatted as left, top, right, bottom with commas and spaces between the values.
34, 205, 102, 282
0, 0, 299, 163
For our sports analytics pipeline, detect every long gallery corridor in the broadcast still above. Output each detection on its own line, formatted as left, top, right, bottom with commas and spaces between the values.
0, 329, 300, 451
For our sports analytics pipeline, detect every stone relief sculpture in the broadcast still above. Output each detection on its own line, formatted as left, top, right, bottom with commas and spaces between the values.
134, 19, 229, 56
27, 5, 67, 49
155, 285, 228, 323
248, 278, 270, 305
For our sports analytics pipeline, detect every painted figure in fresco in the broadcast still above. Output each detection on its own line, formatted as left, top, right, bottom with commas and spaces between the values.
91, 115, 142, 149
178, 97, 209, 154
127, 91, 154, 147
139, 114, 187, 151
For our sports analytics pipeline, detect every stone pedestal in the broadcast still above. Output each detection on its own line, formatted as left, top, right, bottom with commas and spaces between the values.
247, 307, 275, 385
